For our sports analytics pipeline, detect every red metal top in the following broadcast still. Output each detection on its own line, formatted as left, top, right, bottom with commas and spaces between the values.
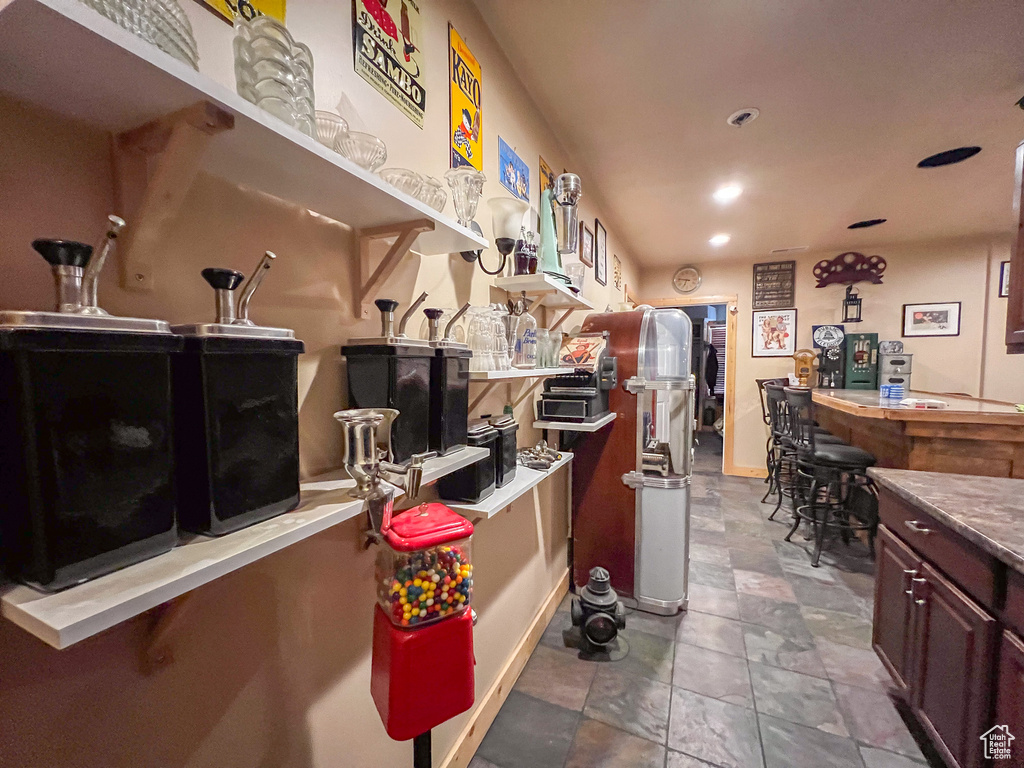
383, 503, 474, 551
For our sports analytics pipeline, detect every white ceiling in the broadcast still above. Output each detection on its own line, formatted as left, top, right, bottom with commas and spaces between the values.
474, 0, 1024, 267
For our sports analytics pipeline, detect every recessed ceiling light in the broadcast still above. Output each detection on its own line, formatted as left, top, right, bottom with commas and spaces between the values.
726, 108, 760, 127
713, 184, 743, 204
848, 218, 887, 229
709, 234, 731, 247
917, 146, 981, 168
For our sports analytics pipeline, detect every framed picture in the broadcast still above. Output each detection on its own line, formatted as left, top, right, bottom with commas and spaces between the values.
613, 255, 622, 290
1000, 260, 1011, 298
579, 222, 594, 267
902, 302, 961, 337
752, 309, 797, 357
594, 219, 607, 286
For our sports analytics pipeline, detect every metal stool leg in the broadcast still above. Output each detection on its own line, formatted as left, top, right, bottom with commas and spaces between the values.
810, 477, 828, 567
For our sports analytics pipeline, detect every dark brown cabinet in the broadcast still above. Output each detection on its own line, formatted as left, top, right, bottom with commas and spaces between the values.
1007, 140, 1024, 354
874, 516, 999, 768
912, 563, 997, 768
873, 525, 919, 692
995, 630, 1024, 767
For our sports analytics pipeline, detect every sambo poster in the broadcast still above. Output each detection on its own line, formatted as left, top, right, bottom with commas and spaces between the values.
352, 0, 426, 127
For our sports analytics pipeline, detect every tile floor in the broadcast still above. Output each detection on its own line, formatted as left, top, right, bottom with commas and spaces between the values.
470, 434, 942, 768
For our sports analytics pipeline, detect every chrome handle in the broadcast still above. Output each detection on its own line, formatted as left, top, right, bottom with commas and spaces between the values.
912, 577, 927, 606
235, 251, 276, 324
904, 520, 933, 535
903, 568, 918, 596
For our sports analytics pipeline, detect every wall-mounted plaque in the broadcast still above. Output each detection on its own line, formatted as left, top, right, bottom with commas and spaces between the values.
752, 260, 796, 310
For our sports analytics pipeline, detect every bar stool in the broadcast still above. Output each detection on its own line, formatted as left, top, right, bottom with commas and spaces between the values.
756, 377, 788, 502
763, 384, 847, 521
783, 387, 878, 567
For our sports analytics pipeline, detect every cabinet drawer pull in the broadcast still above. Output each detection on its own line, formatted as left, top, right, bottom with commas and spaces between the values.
912, 577, 927, 605
904, 520, 933, 535
903, 568, 918, 596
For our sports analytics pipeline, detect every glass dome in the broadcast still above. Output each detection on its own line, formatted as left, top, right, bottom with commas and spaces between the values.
639, 308, 692, 381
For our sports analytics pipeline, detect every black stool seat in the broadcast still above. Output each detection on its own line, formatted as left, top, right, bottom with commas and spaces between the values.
809, 443, 876, 469
816, 433, 848, 446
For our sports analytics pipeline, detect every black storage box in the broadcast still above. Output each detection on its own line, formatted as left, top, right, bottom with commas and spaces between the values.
437, 423, 497, 503
173, 335, 304, 536
0, 328, 182, 591
343, 343, 432, 464
489, 416, 519, 488
430, 346, 471, 456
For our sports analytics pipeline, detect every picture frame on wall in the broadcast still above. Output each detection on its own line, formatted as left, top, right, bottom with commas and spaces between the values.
1000, 260, 1011, 298
594, 219, 607, 286
579, 222, 594, 267
901, 302, 961, 337
752, 309, 797, 357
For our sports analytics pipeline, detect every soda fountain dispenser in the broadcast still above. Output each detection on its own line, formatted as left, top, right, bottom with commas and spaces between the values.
572, 308, 694, 614
0, 218, 181, 590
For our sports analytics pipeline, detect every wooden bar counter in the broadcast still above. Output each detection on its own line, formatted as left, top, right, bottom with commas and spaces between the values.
813, 389, 1024, 478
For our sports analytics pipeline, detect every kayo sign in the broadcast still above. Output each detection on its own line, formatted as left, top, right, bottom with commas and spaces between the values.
194, 0, 285, 24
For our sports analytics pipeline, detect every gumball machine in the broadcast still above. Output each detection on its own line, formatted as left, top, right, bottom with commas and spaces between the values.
370, 503, 476, 766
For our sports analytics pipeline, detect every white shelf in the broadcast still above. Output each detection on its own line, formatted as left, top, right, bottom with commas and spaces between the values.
533, 412, 617, 432
0, 0, 487, 256
444, 453, 573, 518
468, 367, 565, 381
494, 274, 595, 310
0, 447, 488, 650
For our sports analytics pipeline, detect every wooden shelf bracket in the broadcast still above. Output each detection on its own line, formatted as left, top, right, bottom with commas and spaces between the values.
355, 219, 435, 319
140, 592, 195, 675
113, 100, 234, 292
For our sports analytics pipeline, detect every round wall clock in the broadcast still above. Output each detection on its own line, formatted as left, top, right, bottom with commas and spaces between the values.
672, 265, 702, 294
812, 324, 846, 349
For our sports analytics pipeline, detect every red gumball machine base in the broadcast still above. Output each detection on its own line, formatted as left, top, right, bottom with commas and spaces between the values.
371, 604, 475, 745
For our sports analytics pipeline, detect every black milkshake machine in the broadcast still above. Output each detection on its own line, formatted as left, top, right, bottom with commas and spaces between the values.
0, 217, 181, 590
170, 252, 304, 535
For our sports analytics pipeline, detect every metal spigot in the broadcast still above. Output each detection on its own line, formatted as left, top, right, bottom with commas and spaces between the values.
380, 450, 437, 499
398, 292, 428, 337
424, 307, 444, 342
32, 239, 93, 313
235, 251, 276, 326
375, 299, 399, 337
80, 215, 126, 316
444, 302, 471, 341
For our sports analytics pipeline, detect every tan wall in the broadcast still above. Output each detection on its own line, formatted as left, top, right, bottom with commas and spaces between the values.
0, 2, 636, 766
640, 237, 1024, 473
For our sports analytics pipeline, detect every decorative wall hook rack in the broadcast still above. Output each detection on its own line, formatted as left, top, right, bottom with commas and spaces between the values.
813, 251, 887, 288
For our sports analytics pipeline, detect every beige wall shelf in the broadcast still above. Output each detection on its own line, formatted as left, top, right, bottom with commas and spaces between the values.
0, 448, 488, 650
0, 0, 488, 263
444, 453, 573, 519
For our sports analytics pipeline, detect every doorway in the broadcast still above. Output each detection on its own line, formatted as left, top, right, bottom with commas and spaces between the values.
647, 295, 738, 476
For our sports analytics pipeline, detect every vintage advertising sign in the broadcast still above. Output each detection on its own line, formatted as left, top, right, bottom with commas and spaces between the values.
194, 0, 285, 23
752, 260, 796, 310
498, 137, 529, 201
352, 0, 426, 128
449, 24, 482, 169
539, 155, 555, 192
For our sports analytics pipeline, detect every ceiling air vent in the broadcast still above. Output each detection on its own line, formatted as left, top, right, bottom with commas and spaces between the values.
769, 246, 809, 255
726, 108, 760, 127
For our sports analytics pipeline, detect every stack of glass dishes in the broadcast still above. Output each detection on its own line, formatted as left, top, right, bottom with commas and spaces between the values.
77, 0, 199, 70
378, 168, 448, 212
233, 15, 315, 137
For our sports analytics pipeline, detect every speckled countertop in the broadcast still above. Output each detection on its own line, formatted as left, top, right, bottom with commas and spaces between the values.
869, 468, 1024, 574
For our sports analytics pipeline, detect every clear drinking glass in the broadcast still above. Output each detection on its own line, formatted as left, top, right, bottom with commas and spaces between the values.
566, 263, 585, 290
445, 168, 487, 227
466, 307, 496, 372
491, 305, 512, 371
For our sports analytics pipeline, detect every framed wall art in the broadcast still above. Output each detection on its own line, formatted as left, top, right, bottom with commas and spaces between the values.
901, 302, 961, 337
579, 222, 594, 267
594, 219, 607, 286
752, 309, 797, 357
1000, 261, 1011, 298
